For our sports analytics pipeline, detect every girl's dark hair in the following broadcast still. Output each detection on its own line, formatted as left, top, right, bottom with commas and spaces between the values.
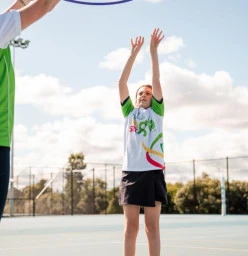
135, 84, 152, 99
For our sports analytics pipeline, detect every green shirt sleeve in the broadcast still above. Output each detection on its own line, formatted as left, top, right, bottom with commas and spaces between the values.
151, 96, 164, 116
121, 97, 134, 118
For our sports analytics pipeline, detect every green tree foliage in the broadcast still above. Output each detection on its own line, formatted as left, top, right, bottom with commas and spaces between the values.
174, 173, 248, 214
107, 187, 123, 214
22, 178, 51, 199
35, 192, 63, 215
174, 173, 222, 214
162, 182, 183, 213
33, 179, 51, 198
94, 178, 108, 214
67, 152, 87, 170
6, 169, 248, 215
78, 177, 108, 214
64, 152, 87, 214
76, 178, 93, 214
5, 187, 25, 214
228, 181, 248, 214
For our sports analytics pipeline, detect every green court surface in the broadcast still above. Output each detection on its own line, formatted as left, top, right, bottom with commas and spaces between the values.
0, 214, 248, 256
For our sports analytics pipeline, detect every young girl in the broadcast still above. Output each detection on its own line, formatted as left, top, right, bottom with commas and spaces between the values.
118, 28, 167, 256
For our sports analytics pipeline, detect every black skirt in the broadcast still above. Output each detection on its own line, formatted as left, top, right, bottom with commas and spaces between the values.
119, 169, 167, 207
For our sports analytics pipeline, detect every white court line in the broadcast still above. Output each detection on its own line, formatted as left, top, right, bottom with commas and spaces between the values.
0, 241, 122, 251
161, 237, 248, 245
1, 239, 248, 253
134, 242, 248, 252
162, 244, 248, 252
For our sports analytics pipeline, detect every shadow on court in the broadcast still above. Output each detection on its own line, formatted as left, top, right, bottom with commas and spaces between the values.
0, 214, 248, 256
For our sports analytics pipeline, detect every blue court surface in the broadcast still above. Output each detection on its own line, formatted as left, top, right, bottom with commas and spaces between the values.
0, 214, 248, 256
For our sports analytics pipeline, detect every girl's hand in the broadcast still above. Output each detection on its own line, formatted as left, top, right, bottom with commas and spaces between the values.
150, 28, 164, 53
131, 36, 144, 56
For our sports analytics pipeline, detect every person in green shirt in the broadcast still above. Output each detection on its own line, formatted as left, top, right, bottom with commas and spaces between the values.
118, 28, 167, 256
0, 0, 60, 221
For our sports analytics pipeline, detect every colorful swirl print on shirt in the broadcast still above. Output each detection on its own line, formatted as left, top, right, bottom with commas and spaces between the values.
142, 133, 165, 170
130, 114, 165, 170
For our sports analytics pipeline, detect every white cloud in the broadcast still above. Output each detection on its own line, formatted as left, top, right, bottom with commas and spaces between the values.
16, 74, 71, 105
99, 47, 144, 70
14, 117, 124, 169
16, 75, 122, 120
165, 130, 248, 161
159, 36, 185, 55
13, 61, 248, 183
164, 130, 248, 182
100, 36, 184, 72
16, 61, 248, 133
13, 119, 248, 183
159, 61, 247, 130
145, 36, 184, 55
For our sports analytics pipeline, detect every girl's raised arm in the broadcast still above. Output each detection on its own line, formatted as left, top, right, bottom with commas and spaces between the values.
150, 28, 164, 101
119, 36, 144, 103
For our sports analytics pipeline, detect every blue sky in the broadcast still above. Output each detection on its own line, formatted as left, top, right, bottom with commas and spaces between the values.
1, 0, 247, 181
10, 0, 248, 86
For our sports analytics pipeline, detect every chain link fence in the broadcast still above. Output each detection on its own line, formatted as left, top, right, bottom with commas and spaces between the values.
4, 156, 248, 216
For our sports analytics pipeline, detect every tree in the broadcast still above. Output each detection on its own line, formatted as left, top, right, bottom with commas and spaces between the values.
78, 177, 108, 214
35, 192, 63, 215
174, 173, 221, 214
5, 187, 25, 215
64, 152, 87, 214
228, 181, 248, 214
67, 152, 87, 170
107, 187, 123, 214
162, 182, 183, 214
22, 178, 50, 199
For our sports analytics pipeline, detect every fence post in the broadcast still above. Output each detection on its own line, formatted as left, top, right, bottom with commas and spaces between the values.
226, 157, 230, 213
62, 169, 65, 215
92, 168, 95, 214
113, 166, 115, 197
71, 168, 74, 216
33, 197, 36, 217
193, 159, 197, 213
50, 172, 53, 215
221, 176, 226, 216
32, 174, 35, 215
105, 164, 107, 214
29, 166, 31, 216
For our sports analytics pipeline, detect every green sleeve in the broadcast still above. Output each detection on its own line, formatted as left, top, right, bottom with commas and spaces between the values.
151, 97, 164, 116
121, 97, 134, 117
